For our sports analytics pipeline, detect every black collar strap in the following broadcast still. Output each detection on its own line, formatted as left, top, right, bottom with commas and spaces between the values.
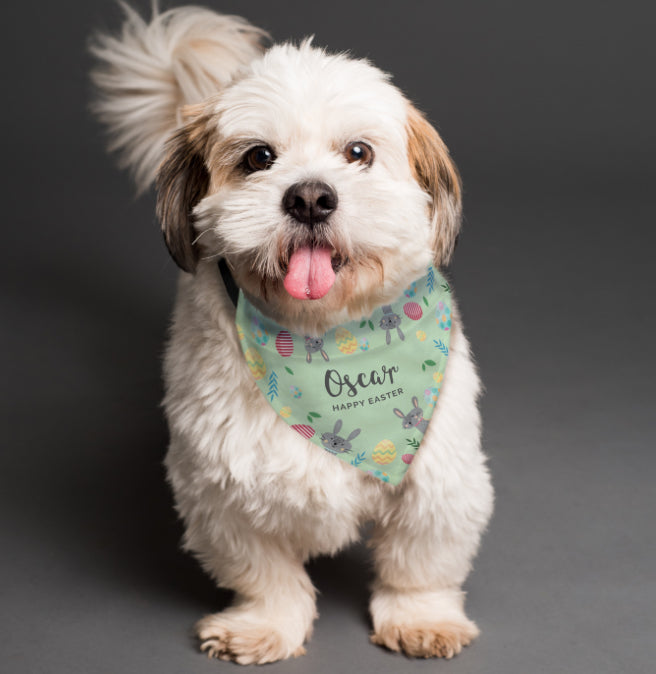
218, 258, 239, 307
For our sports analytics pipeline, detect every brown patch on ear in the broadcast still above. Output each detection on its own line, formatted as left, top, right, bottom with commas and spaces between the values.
406, 104, 462, 266
155, 108, 213, 273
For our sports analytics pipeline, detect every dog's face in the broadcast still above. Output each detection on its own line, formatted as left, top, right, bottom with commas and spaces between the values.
156, 42, 461, 334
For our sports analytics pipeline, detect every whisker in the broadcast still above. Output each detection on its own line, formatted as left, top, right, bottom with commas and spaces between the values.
200, 251, 223, 262
192, 228, 214, 246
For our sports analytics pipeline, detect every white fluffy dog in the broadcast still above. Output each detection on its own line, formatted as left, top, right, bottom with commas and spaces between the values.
92, 4, 493, 664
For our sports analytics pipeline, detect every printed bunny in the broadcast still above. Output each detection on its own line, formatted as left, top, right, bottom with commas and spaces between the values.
379, 305, 405, 345
320, 420, 361, 455
305, 336, 329, 363
393, 396, 428, 433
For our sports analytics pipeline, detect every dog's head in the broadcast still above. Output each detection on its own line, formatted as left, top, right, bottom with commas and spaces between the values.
156, 41, 461, 333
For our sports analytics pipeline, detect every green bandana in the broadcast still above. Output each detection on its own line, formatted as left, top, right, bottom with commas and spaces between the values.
236, 266, 452, 485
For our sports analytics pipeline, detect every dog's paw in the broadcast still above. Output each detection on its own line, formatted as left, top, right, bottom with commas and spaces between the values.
196, 611, 307, 665
370, 619, 479, 659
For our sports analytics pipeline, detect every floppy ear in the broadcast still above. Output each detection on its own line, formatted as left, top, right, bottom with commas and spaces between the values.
346, 428, 361, 442
155, 105, 211, 273
406, 104, 462, 267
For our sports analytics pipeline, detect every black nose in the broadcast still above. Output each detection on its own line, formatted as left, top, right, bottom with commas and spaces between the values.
283, 181, 338, 225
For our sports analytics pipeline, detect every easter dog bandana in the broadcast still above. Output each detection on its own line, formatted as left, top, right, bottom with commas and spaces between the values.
236, 266, 452, 485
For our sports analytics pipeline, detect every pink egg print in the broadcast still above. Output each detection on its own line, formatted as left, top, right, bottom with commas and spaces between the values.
275, 330, 294, 357
402, 454, 415, 464
403, 301, 423, 321
291, 424, 315, 439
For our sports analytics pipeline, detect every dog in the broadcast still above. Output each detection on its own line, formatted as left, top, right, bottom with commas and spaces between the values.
91, 4, 493, 664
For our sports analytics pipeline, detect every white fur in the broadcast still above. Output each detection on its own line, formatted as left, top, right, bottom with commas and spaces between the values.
90, 3, 268, 191
92, 4, 493, 664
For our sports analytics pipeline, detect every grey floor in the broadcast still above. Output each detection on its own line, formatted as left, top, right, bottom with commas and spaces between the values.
2, 1, 655, 673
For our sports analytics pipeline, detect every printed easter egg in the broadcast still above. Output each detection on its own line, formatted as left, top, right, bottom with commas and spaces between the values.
236, 323, 245, 341
335, 327, 358, 354
436, 301, 452, 331
359, 337, 370, 351
275, 330, 294, 357
424, 386, 440, 407
251, 317, 269, 346
291, 424, 315, 439
290, 386, 302, 399
244, 347, 266, 380
368, 469, 390, 483
403, 301, 423, 321
433, 371, 444, 385
402, 453, 415, 465
416, 330, 426, 342
372, 439, 397, 465
279, 406, 292, 418
404, 281, 418, 298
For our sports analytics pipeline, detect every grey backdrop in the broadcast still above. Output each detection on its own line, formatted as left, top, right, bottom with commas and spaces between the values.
2, 1, 655, 673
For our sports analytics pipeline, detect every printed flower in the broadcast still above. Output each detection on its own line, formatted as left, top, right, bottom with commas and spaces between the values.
404, 281, 418, 298
359, 337, 370, 351
424, 386, 440, 407
290, 386, 302, 399
436, 301, 451, 331
368, 469, 390, 483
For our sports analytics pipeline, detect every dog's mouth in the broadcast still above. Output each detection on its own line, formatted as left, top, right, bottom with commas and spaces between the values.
282, 245, 346, 300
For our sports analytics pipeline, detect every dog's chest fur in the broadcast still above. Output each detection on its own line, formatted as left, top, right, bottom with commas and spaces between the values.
163, 266, 485, 559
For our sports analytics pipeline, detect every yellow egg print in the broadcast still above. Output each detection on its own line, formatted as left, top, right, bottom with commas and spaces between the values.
279, 406, 292, 418
236, 323, 245, 341
416, 330, 426, 342
335, 327, 358, 355
433, 371, 444, 384
244, 347, 266, 380
372, 439, 397, 465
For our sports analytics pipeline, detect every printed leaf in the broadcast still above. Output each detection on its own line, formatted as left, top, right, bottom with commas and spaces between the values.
267, 371, 279, 401
285, 366, 294, 375
433, 339, 449, 356
406, 438, 420, 449
368, 320, 374, 331
427, 267, 435, 293
441, 282, 451, 293
424, 359, 436, 366
360, 320, 366, 328
423, 296, 429, 307
422, 363, 426, 371
309, 412, 321, 419
351, 451, 366, 466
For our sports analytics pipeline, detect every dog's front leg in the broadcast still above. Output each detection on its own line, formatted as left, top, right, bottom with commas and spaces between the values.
368, 482, 490, 659
195, 529, 316, 665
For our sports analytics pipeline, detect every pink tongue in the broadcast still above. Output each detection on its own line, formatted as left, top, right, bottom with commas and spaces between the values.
284, 246, 336, 300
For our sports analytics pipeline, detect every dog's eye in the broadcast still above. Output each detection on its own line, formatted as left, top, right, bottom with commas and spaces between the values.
244, 145, 276, 172
344, 141, 374, 167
